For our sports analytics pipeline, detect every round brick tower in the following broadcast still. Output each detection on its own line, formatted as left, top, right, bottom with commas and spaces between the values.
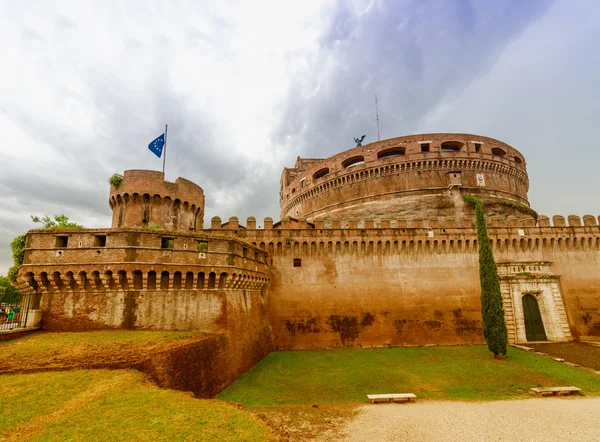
280, 133, 531, 224
109, 170, 204, 231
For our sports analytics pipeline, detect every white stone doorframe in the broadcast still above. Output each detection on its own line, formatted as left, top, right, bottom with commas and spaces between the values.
497, 261, 572, 344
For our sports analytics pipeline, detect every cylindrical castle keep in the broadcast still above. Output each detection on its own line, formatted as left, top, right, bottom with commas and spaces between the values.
280, 133, 531, 224
109, 170, 204, 231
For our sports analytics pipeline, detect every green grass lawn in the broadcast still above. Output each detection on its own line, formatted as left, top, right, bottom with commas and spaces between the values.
0, 330, 196, 364
0, 370, 276, 442
218, 345, 600, 406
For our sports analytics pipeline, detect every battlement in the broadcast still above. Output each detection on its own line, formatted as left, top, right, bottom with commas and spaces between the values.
109, 170, 204, 231
207, 214, 600, 230
17, 229, 270, 295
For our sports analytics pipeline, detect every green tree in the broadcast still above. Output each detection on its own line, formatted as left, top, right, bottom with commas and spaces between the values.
465, 196, 508, 357
7, 214, 82, 282
7, 234, 26, 283
0, 276, 21, 304
31, 214, 82, 229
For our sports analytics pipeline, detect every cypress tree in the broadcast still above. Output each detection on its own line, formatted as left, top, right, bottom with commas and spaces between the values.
468, 196, 508, 357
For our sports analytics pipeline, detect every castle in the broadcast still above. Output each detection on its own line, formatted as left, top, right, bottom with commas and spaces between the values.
15, 133, 600, 393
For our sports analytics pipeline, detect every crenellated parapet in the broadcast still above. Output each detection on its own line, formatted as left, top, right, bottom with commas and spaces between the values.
109, 170, 205, 231
205, 213, 599, 232
198, 213, 600, 261
280, 133, 530, 223
18, 229, 270, 295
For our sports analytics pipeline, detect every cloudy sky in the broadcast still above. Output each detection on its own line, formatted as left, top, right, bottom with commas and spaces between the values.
1, 0, 599, 274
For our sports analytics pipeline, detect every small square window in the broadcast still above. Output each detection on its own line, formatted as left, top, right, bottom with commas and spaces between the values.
161, 237, 174, 249
421, 143, 430, 152
55, 236, 68, 248
293, 258, 302, 267
474, 143, 481, 153
94, 235, 107, 247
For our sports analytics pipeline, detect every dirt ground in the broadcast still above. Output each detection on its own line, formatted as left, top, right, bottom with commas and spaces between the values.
528, 342, 600, 371
324, 397, 600, 441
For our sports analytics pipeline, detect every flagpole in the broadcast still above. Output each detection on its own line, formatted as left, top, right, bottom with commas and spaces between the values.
163, 124, 168, 175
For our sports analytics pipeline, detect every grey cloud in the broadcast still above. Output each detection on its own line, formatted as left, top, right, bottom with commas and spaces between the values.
274, 0, 552, 160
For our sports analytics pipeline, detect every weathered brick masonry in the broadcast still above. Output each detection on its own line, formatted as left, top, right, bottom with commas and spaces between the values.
15, 134, 600, 389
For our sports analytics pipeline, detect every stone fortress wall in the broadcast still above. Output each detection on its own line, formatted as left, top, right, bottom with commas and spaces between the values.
14, 133, 600, 394
205, 214, 600, 348
280, 134, 530, 224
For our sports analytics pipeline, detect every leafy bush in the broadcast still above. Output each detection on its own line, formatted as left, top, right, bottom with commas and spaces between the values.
108, 173, 123, 188
0, 276, 21, 303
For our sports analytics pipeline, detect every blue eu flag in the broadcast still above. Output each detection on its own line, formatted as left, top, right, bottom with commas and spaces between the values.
148, 134, 165, 158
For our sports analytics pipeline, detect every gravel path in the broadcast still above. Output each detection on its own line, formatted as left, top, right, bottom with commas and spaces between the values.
330, 397, 600, 441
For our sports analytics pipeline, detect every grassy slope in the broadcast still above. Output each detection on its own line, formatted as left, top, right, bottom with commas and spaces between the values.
0, 330, 195, 360
0, 370, 276, 442
218, 346, 600, 406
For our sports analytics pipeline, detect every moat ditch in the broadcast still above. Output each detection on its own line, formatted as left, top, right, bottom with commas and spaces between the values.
0, 331, 244, 398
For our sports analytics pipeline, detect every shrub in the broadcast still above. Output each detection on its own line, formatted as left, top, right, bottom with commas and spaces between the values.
109, 174, 123, 188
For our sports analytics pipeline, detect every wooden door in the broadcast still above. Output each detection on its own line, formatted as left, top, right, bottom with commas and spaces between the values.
522, 294, 547, 341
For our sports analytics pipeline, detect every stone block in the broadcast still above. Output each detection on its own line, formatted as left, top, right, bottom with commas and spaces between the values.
211, 216, 222, 229
568, 215, 581, 227
583, 215, 597, 226
537, 215, 550, 227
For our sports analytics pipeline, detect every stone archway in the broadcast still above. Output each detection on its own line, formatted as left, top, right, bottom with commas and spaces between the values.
497, 261, 572, 344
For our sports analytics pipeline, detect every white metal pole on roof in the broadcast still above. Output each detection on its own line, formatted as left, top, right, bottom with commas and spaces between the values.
375, 95, 381, 141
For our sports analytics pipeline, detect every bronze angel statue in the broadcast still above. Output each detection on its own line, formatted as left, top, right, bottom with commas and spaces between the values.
354, 135, 366, 147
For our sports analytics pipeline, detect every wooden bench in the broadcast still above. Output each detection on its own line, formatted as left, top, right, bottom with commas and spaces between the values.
531, 386, 581, 397
367, 393, 417, 404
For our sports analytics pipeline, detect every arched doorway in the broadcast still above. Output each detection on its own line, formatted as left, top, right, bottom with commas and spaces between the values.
522, 294, 547, 341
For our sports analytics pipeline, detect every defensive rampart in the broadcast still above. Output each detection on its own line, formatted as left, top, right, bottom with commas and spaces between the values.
206, 213, 600, 348
280, 134, 530, 224
16, 229, 272, 395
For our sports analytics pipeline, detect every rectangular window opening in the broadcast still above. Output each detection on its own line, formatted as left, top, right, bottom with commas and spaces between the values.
474, 143, 481, 153
55, 236, 68, 248
161, 237, 174, 249
293, 258, 302, 267
197, 241, 208, 252
243, 247, 248, 258
94, 235, 107, 247
421, 143, 430, 152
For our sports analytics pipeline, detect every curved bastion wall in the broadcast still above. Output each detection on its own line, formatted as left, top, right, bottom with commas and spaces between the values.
280, 134, 530, 224
109, 170, 205, 231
